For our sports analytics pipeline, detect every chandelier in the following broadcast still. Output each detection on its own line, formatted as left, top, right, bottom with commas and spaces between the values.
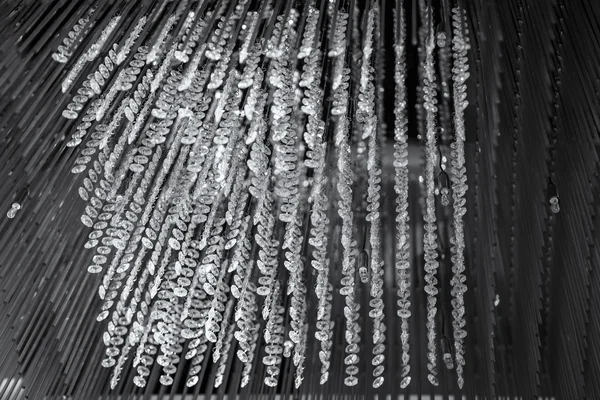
8, 0, 571, 397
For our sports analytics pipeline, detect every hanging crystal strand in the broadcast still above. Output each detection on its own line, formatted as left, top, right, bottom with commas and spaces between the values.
422, 6, 441, 386
183, 290, 211, 388
63, 44, 120, 120
85, 93, 170, 278
269, 13, 300, 220
203, 220, 230, 344
247, 89, 272, 224
435, 30, 452, 146
100, 73, 187, 319
96, 49, 145, 121
180, 72, 214, 175
71, 98, 126, 174
366, 118, 387, 388
156, 303, 186, 387
310, 142, 335, 385
104, 147, 163, 353
336, 116, 361, 387
89, 15, 122, 60
259, 228, 280, 326
255, 189, 277, 299
301, 40, 333, 384
62, 15, 122, 94
301, 41, 324, 146
181, 218, 226, 328
208, 0, 252, 87
282, 77, 311, 391
145, 150, 193, 302
123, 75, 157, 144
450, 6, 470, 389
175, 197, 209, 327
282, 194, 304, 296
213, 68, 241, 127
178, 32, 209, 91
294, 322, 309, 388
357, 9, 375, 125
96, 43, 150, 125
61, 55, 90, 96
120, 109, 189, 322
263, 281, 285, 387
222, 173, 250, 252
105, 105, 189, 370
128, 304, 158, 387
78, 120, 135, 273
152, 181, 198, 322
149, 45, 179, 94
223, 174, 249, 253
67, 98, 102, 147
132, 317, 162, 386
214, 297, 235, 365
277, 7, 299, 55
106, 142, 190, 366
238, 11, 258, 64
105, 74, 153, 178
173, 9, 197, 54
329, 9, 360, 382
239, 321, 260, 387
52, 5, 97, 63
355, 6, 385, 387
225, 170, 250, 244
298, 6, 319, 59
131, 244, 187, 373
233, 254, 257, 352
214, 322, 236, 387
208, 160, 252, 340
283, 207, 304, 337
207, 19, 236, 91
328, 11, 348, 58
95, 176, 140, 305
205, 15, 229, 61
273, 47, 303, 324
77, 145, 109, 227
239, 43, 262, 90
175, 11, 209, 63
115, 15, 147, 65
146, 6, 184, 65
330, 53, 350, 116
196, 84, 244, 252
265, 12, 285, 59
393, 2, 412, 389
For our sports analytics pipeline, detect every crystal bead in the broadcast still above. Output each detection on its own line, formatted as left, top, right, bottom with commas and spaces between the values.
373, 376, 384, 388
344, 376, 358, 386
427, 373, 439, 386
101, 357, 116, 367
264, 376, 278, 387
186, 375, 199, 387
400, 376, 411, 388
133, 375, 146, 388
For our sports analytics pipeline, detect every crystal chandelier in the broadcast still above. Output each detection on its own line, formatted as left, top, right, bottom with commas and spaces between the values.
3, 0, 473, 394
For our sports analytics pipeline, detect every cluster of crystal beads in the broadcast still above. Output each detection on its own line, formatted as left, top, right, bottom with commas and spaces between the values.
449, 6, 471, 389
422, 7, 441, 387
42, 0, 472, 392
393, 3, 413, 389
